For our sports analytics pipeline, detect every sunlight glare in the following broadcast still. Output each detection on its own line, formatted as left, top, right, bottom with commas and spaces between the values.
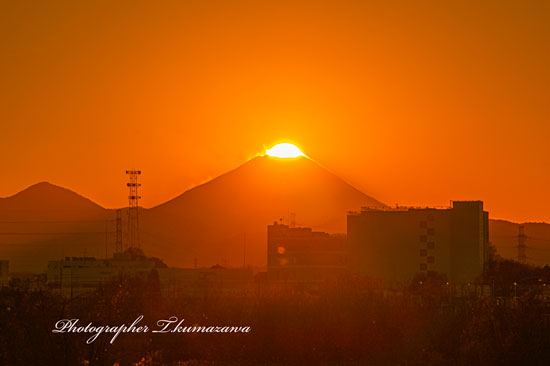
265, 143, 305, 158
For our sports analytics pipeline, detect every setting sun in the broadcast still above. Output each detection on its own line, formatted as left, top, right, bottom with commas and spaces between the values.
265, 143, 305, 158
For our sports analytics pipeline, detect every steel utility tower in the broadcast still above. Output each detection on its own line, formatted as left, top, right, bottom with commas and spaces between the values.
126, 170, 141, 250
517, 225, 527, 264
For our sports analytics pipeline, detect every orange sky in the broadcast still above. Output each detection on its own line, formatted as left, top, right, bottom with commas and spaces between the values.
0, 0, 548, 223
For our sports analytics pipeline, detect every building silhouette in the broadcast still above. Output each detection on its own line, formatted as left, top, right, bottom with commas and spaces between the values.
347, 201, 488, 283
47, 252, 158, 297
46, 253, 254, 298
267, 222, 347, 285
157, 266, 254, 297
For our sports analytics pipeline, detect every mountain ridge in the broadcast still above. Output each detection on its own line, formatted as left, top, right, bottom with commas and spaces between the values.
0, 158, 549, 271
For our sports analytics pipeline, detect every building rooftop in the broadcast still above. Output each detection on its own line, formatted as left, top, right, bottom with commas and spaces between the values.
349, 201, 484, 215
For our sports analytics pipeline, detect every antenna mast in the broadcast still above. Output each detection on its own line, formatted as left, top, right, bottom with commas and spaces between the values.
126, 170, 141, 250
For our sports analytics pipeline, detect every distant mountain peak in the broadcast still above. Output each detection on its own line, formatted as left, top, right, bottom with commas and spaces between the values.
0, 181, 105, 211
143, 154, 385, 267
17, 181, 66, 193
153, 154, 385, 211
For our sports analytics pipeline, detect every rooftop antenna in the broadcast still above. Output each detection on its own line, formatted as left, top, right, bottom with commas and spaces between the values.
126, 170, 141, 250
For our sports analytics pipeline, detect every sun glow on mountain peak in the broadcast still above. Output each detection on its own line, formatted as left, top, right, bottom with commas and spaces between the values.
265, 143, 305, 158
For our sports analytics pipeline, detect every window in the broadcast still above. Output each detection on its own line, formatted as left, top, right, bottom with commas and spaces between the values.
420, 221, 427, 228
427, 256, 435, 264
420, 249, 427, 256
420, 235, 427, 242
427, 228, 435, 235
427, 242, 435, 249
420, 263, 428, 271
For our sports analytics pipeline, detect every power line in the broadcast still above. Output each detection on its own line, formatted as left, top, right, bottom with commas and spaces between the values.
0, 232, 111, 235
0, 220, 113, 224
528, 237, 550, 243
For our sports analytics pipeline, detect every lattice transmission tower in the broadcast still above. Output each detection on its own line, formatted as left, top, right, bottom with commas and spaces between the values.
126, 170, 141, 250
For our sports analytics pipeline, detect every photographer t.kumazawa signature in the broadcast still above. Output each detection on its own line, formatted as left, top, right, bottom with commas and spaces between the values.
52, 315, 251, 344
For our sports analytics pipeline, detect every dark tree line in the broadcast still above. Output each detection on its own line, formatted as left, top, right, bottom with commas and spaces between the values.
1, 264, 550, 366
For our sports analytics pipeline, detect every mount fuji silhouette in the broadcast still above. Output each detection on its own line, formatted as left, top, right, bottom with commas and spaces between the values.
142, 155, 385, 268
